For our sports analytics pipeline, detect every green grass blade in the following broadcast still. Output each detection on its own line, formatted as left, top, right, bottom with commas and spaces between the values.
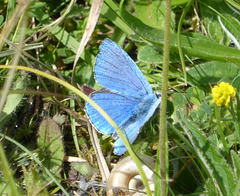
0, 143, 23, 196
102, 0, 132, 35
121, 8, 240, 64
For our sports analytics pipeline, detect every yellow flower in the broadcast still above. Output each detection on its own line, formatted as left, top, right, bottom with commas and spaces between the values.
211, 82, 237, 107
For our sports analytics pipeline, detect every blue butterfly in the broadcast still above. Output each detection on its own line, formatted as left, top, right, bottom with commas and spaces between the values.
85, 39, 161, 155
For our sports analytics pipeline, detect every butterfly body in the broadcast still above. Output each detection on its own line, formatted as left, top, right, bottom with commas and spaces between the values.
118, 94, 160, 134
85, 39, 161, 155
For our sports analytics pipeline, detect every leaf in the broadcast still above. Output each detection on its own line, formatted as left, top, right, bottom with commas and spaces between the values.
37, 118, 64, 181
121, 8, 240, 64
23, 166, 49, 196
230, 150, 240, 181
233, 76, 240, 92
179, 112, 236, 196
71, 162, 99, 180
199, 2, 226, 44
187, 62, 240, 86
185, 87, 205, 106
230, 151, 240, 196
171, 0, 190, 6
138, 44, 179, 63
199, 0, 240, 46
0, 77, 26, 129
134, 0, 175, 30
138, 45, 164, 63
172, 93, 188, 123
204, 17, 224, 44
220, 15, 240, 47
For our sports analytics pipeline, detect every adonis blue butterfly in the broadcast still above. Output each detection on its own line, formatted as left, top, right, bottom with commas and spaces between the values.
85, 39, 161, 155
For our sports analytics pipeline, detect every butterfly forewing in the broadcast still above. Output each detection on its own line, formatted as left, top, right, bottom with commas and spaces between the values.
95, 39, 153, 98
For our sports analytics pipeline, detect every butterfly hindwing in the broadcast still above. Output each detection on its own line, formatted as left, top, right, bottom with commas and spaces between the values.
94, 39, 153, 98
113, 94, 161, 154
85, 90, 140, 135
86, 90, 161, 155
